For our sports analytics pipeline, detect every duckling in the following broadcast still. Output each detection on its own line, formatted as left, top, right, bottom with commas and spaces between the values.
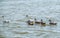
49, 19, 57, 25
26, 15, 28, 17
1, 16, 4, 20
40, 19, 46, 25
3, 20, 9, 23
34, 18, 41, 24
2, 16, 4, 18
27, 19, 34, 25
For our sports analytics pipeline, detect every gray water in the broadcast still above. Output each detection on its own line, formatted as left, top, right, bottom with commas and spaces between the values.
0, 0, 60, 38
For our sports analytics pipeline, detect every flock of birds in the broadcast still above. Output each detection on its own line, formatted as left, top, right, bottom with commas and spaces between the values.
1, 15, 57, 26
26, 15, 57, 26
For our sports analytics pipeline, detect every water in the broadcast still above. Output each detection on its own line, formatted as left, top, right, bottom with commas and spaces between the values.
0, 0, 60, 38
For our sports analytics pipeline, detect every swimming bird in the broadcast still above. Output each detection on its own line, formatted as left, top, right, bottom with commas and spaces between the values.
27, 19, 34, 25
40, 19, 46, 25
2, 16, 4, 18
1, 16, 10, 23
26, 15, 28, 17
3, 20, 9, 23
49, 19, 57, 25
34, 18, 41, 24
1, 16, 4, 20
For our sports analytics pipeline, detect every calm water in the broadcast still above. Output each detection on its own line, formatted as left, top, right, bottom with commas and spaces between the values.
0, 0, 60, 38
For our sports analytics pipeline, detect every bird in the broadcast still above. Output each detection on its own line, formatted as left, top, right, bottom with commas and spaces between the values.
34, 18, 41, 24
26, 15, 28, 17
40, 19, 46, 26
27, 19, 34, 25
49, 19, 57, 25
3, 20, 9, 23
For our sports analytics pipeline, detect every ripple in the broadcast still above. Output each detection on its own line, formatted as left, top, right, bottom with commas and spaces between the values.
14, 31, 29, 34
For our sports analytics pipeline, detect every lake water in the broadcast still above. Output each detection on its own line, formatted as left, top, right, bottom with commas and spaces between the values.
0, 0, 60, 38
